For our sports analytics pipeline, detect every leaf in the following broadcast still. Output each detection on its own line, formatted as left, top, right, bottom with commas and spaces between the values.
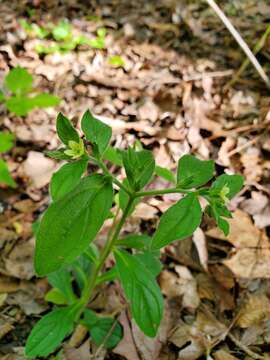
47, 268, 76, 304
135, 251, 162, 277
81, 110, 112, 155
155, 165, 176, 184
6, 96, 33, 116
206, 201, 232, 236
35, 174, 113, 275
116, 234, 152, 250
211, 174, 244, 200
0, 159, 17, 188
46, 148, 71, 160
115, 249, 163, 337
123, 147, 155, 191
45, 288, 68, 305
83, 309, 123, 349
4, 67, 33, 95
108, 55, 125, 67
103, 146, 123, 166
30, 93, 60, 108
118, 178, 139, 214
50, 159, 88, 201
52, 20, 71, 41
56, 113, 80, 145
177, 154, 215, 188
0, 132, 15, 153
151, 193, 202, 250
25, 306, 76, 358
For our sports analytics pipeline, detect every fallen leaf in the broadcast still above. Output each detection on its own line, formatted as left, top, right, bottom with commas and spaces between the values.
21, 151, 56, 189
192, 227, 208, 271
237, 293, 270, 328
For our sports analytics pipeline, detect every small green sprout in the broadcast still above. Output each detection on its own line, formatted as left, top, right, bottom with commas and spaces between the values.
64, 139, 85, 159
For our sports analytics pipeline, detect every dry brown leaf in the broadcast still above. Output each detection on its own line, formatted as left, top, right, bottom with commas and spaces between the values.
113, 311, 140, 360
21, 151, 56, 189
63, 340, 91, 360
133, 203, 158, 220
4, 239, 35, 280
224, 247, 270, 278
160, 266, 200, 311
213, 349, 239, 360
207, 209, 268, 248
237, 294, 270, 328
192, 227, 208, 271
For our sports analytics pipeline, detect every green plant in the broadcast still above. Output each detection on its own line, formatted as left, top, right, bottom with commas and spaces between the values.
25, 110, 244, 357
0, 131, 16, 188
20, 19, 106, 54
0, 67, 60, 116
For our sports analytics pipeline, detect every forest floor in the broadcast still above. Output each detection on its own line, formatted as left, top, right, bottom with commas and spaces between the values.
1, 0, 270, 359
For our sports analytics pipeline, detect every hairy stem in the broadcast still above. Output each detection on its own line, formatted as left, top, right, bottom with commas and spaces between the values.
134, 187, 190, 198
80, 196, 135, 308
89, 156, 132, 196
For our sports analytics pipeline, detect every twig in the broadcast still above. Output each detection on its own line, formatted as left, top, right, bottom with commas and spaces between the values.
205, 0, 270, 89
225, 23, 270, 90
228, 333, 263, 359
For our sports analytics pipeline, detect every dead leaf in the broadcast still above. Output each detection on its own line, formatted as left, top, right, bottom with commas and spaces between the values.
213, 349, 239, 360
192, 227, 208, 271
160, 266, 200, 311
237, 293, 270, 328
21, 151, 56, 189
113, 311, 140, 360
138, 99, 159, 123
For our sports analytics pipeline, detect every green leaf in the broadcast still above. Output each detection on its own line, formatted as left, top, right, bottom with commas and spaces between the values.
83, 309, 122, 349
25, 306, 76, 358
0, 90, 5, 102
56, 113, 80, 145
4, 67, 33, 95
177, 155, 215, 189
52, 20, 71, 41
211, 174, 244, 200
81, 110, 112, 155
46, 148, 71, 160
118, 178, 139, 214
35, 174, 113, 275
155, 165, 176, 184
96, 266, 118, 284
50, 159, 88, 201
207, 200, 232, 236
108, 55, 125, 67
6, 96, 33, 116
115, 249, 163, 337
103, 146, 123, 166
0, 132, 15, 153
123, 147, 155, 191
135, 251, 162, 278
116, 234, 152, 250
47, 268, 76, 304
0, 159, 17, 188
30, 93, 60, 108
151, 193, 202, 250
45, 288, 68, 305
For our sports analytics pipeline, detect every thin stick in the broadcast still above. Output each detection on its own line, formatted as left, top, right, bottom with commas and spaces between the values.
205, 0, 270, 89
226, 23, 270, 90
228, 333, 263, 359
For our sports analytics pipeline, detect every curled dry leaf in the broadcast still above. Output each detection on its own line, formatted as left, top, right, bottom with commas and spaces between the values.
160, 266, 200, 311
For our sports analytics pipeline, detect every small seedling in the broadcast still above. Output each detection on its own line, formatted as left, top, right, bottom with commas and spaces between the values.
0, 131, 16, 188
25, 110, 244, 357
0, 67, 60, 116
20, 19, 107, 54
108, 55, 125, 67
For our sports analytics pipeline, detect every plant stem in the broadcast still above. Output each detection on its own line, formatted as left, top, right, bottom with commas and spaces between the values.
134, 187, 190, 198
80, 196, 135, 308
89, 156, 132, 196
